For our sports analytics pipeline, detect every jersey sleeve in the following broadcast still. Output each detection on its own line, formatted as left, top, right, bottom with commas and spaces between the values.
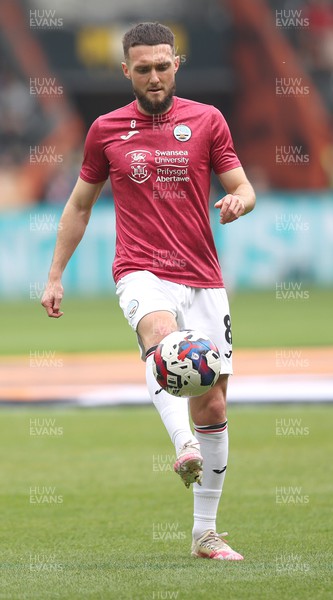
210, 107, 241, 174
79, 118, 109, 184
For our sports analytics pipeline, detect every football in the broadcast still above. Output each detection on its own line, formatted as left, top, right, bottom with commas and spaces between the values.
152, 330, 221, 397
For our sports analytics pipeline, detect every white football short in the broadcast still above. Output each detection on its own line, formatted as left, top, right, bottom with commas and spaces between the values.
116, 270, 233, 373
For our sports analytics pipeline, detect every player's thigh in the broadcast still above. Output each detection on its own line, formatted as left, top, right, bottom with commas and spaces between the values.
185, 287, 233, 375
116, 270, 178, 355
137, 310, 178, 352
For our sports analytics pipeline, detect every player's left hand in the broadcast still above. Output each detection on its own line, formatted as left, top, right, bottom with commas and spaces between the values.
214, 194, 245, 224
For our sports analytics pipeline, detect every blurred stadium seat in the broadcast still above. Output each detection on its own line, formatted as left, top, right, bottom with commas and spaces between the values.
0, 0, 84, 208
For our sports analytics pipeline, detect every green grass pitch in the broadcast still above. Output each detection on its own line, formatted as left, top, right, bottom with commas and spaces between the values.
0, 405, 331, 599
1, 288, 332, 355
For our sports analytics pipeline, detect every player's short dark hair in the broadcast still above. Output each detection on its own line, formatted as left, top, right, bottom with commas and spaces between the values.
123, 22, 175, 59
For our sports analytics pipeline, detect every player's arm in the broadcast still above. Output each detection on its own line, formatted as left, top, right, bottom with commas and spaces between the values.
215, 166, 256, 224
41, 177, 106, 318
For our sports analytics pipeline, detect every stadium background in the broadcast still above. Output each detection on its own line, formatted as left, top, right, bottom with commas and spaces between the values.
0, 1, 332, 599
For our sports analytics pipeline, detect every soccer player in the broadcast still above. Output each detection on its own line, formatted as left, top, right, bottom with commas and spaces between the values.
41, 22, 256, 560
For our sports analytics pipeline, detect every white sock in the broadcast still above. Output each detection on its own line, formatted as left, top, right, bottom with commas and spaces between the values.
145, 354, 197, 455
192, 421, 228, 540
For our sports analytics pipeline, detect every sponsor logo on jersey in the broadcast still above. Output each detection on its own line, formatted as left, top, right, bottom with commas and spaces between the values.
120, 130, 140, 140
173, 124, 192, 142
126, 149, 152, 184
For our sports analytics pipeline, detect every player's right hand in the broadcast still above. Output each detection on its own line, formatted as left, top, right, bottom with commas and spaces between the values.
41, 281, 64, 318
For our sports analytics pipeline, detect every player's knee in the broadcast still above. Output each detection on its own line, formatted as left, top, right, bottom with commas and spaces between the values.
191, 378, 227, 423
205, 394, 226, 422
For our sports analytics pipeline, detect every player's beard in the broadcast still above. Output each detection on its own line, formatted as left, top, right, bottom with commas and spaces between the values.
133, 83, 176, 115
